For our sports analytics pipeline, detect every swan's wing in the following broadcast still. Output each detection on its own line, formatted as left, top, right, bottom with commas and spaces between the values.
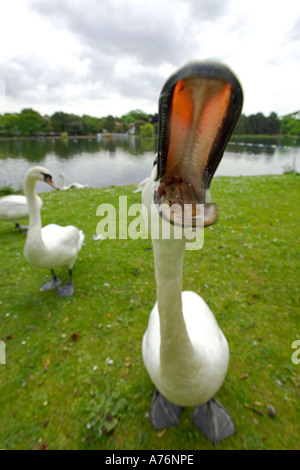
42, 224, 84, 254
0, 195, 28, 220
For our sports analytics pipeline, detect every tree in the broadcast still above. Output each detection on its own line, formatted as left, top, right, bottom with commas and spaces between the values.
102, 115, 116, 133
0, 113, 20, 136
234, 112, 282, 135
66, 114, 85, 135
265, 112, 281, 134
18, 108, 44, 136
50, 112, 69, 133
41, 116, 54, 134
140, 122, 155, 137
123, 109, 149, 122
51, 112, 85, 135
281, 115, 300, 136
82, 115, 103, 134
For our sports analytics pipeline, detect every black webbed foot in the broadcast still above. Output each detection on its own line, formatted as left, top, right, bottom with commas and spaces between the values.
150, 390, 182, 430
192, 397, 235, 445
40, 270, 62, 291
57, 281, 74, 297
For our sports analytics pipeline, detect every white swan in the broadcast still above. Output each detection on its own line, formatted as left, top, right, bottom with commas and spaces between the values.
59, 173, 89, 190
141, 61, 243, 445
133, 176, 149, 193
24, 166, 85, 297
0, 194, 42, 232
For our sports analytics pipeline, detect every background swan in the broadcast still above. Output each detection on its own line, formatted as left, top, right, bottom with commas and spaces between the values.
141, 61, 243, 445
0, 194, 42, 232
24, 166, 84, 297
59, 173, 89, 190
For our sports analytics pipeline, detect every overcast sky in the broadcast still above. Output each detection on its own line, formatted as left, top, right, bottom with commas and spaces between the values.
1, 0, 299, 119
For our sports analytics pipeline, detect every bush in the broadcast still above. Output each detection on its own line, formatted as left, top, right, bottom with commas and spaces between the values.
140, 123, 155, 138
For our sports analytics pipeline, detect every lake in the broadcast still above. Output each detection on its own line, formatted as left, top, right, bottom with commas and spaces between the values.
0, 135, 299, 192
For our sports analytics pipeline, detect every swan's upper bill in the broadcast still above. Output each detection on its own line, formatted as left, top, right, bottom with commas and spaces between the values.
151, 61, 243, 229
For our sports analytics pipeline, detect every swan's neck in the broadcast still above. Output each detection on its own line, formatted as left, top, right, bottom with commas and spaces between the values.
24, 177, 43, 240
61, 175, 65, 188
152, 238, 195, 375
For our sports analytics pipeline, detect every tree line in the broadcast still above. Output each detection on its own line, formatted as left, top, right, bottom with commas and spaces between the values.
0, 108, 299, 137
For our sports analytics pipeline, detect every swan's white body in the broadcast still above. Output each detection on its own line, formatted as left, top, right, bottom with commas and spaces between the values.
60, 173, 88, 190
23, 167, 84, 273
0, 194, 42, 223
142, 169, 229, 407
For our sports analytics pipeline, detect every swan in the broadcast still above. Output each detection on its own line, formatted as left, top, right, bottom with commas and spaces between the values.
133, 177, 150, 194
0, 194, 42, 232
23, 166, 85, 297
59, 173, 89, 190
141, 61, 243, 445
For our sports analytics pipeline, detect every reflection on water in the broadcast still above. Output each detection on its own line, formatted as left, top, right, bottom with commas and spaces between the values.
216, 141, 300, 177
0, 135, 299, 192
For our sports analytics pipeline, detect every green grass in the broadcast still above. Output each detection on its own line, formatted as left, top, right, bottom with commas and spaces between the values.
0, 174, 299, 450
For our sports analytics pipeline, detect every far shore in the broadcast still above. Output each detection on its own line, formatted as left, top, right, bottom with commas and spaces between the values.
0, 133, 299, 143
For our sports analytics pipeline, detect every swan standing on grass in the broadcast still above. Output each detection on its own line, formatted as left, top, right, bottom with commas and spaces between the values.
59, 173, 89, 190
142, 61, 243, 445
24, 166, 84, 297
0, 194, 42, 232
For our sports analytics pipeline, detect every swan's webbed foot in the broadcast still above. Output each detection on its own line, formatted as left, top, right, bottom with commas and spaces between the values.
40, 270, 62, 291
57, 281, 74, 297
56, 269, 74, 297
149, 390, 182, 430
192, 397, 235, 445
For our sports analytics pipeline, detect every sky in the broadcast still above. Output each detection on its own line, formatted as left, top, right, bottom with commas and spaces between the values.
0, 0, 299, 119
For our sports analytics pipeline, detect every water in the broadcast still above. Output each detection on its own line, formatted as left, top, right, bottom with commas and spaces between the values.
0, 135, 299, 192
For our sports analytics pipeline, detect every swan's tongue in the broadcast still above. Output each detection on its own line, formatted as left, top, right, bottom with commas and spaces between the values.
156, 176, 217, 228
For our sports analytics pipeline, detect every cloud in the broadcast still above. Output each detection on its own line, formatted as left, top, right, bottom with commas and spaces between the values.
30, 0, 189, 65
290, 16, 300, 40
24, 0, 235, 114
1, 0, 300, 117
183, 0, 230, 20
25, 0, 222, 113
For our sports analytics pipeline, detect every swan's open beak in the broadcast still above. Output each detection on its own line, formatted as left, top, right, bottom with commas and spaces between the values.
154, 61, 243, 228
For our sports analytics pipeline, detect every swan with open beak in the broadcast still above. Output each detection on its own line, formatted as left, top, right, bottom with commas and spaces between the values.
142, 61, 243, 445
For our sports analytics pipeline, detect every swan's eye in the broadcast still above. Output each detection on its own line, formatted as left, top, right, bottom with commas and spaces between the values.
41, 172, 52, 182
41, 173, 58, 190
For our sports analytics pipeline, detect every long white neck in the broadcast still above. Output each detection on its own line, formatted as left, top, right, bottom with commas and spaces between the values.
60, 174, 66, 189
24, 176, 43, 244
152, 238, 196, 378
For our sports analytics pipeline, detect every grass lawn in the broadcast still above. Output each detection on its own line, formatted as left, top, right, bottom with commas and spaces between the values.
0, 174, 299, 450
